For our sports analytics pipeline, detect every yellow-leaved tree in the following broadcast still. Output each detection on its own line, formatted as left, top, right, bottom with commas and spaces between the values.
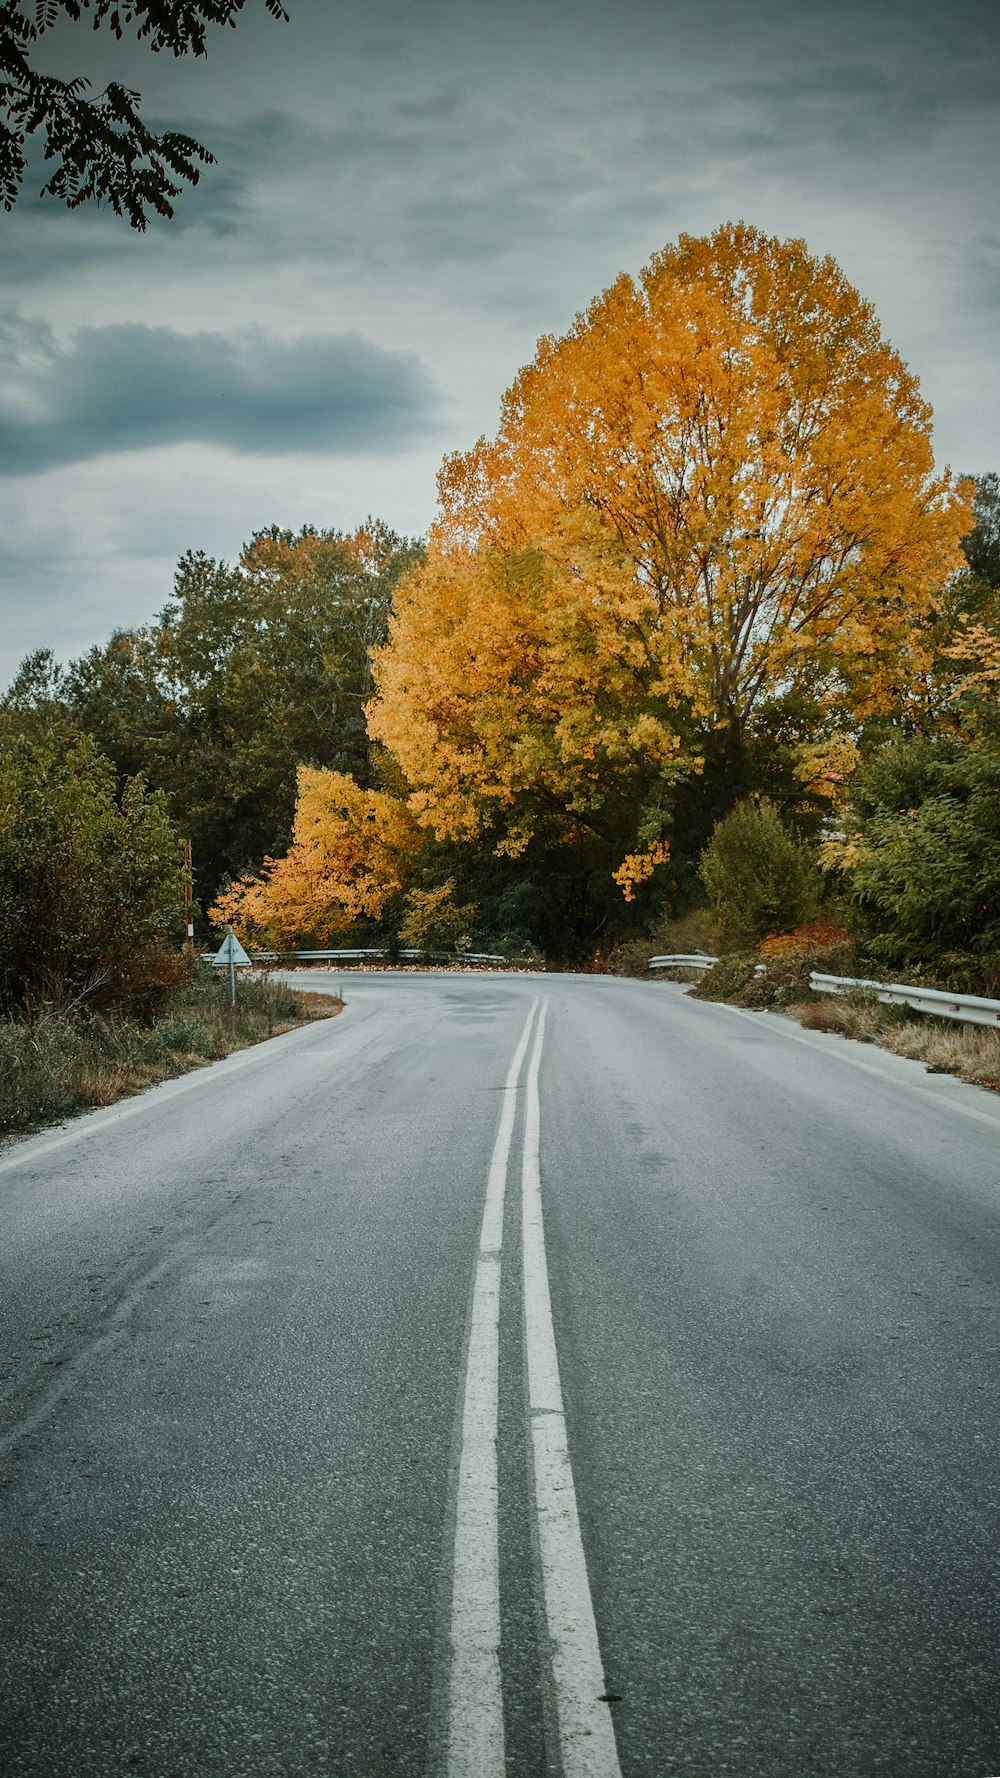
370, 544, 690, 892
370, 224, 971, 911
436, 223, 969, 731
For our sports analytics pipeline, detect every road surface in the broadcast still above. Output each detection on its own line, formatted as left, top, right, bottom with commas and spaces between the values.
1, 971, 999, 1777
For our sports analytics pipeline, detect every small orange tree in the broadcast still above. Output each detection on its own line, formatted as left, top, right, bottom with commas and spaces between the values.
212, 768, 420, 947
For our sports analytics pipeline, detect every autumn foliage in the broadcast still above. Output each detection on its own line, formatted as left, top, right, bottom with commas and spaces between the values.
430, 224, 970, 731
368, 545, 688, 884
364, 225, 972, 923
212, 768, 419, 947
759, 922, 849, 957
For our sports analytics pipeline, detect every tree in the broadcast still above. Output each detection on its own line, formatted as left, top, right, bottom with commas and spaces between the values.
846, 739, 1000, 969
824, 565, 1000, 977
1, 0, 288, 227
961, 471, 1000, 589
369, 226, 971, 936
0, 648, 69, 742
433, 226, 969, 746
0, 730, 184, 1013
368, 543, 690, 948
854, 475, 999, 743
397, 880, 480, 959
211, 766, 420, 948
1, 521, 423, 906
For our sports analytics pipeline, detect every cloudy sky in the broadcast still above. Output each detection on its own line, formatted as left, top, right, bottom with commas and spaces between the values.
1, 0, 997, 688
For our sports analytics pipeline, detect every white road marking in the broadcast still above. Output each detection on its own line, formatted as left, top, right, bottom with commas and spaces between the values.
522, 1005, 623, 1778
447, 998, 539, 1778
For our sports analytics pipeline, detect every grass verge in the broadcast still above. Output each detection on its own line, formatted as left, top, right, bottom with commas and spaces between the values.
0, 964, 342, 1140
788, 993, 1000, 1092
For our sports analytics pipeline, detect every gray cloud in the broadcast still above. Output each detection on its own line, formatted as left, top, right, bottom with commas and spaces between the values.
4, 0, 995, 296
0, 314, 440, 475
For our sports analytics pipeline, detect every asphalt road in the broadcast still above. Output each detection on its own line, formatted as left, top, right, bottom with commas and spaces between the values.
1, 971, 999, 1778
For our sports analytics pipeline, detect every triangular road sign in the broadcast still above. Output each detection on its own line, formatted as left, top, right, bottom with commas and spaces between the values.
212, 929, 252, 967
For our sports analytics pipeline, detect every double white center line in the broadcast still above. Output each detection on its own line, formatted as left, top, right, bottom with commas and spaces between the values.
447, 999, 623, 1778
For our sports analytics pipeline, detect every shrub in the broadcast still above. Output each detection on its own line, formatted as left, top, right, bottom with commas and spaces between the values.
0, 965, 339, 1136
692, 936, 853, 1010
689, 953, 760, 1002
699, 798, 819, 948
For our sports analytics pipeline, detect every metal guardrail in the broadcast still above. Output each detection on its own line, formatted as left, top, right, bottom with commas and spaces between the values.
810, 972, 1000, 1030
649, 952, 768, 980
648, 954, 999, 1028
648, 953, 719, 970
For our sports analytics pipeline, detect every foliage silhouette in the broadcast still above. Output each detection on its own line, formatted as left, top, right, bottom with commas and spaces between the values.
1, 0, 288, 226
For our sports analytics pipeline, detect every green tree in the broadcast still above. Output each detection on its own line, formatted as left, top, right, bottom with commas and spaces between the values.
2, 521, 425, 909
0, 649, 69, 743
0, 730, 185, 1013
699, 797, 820, 949
1, 0, 288, 227
847, 738, 1000, 969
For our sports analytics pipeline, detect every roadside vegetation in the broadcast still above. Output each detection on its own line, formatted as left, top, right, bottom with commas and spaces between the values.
689, 941, 1000, 1095
683, 919, 999, 1094
793, 996, 1000, 1093
0, 732, 340, 1140
679, 795, 1000, 1093
0, 965, 340, 1139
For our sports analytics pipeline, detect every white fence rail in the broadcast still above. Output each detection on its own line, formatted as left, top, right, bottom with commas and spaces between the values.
647, 953, 1000, 1029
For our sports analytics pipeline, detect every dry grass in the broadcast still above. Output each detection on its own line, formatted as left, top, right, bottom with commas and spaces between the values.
789, 995, 1000, 1092
0, 965, 342, 1139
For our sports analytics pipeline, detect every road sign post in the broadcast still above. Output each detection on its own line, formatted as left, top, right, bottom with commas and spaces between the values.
211, 926, 252, 1006
184, 838, 194, 951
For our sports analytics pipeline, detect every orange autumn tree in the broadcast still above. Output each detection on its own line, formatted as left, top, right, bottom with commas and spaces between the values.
371, 224, 971, 910
212, 767, 420, 946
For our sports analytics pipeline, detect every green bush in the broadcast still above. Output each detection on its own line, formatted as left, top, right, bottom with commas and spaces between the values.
699, 798, 819, 949
691, 940, 854, 1010
689, 953, 760, 1002
0, 730, 185, 1016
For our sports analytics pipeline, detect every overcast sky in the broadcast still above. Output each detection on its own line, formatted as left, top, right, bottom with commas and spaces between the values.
1, 0, 997, 688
